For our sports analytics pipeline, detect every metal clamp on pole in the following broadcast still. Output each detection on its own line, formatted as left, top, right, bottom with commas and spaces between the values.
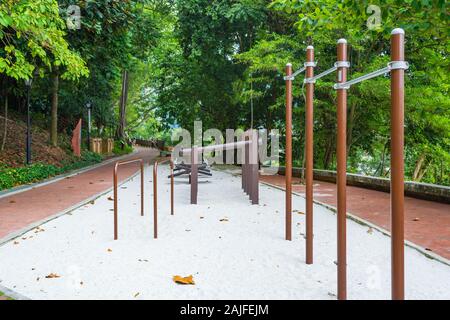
284, 66, 305, 80
283, 61, 316, 80
304, 61, 350, 84
334, 61, 408, 90
304, 65, 337, 84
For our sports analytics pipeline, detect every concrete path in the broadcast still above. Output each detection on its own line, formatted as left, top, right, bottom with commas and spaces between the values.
0, 147, 159, 241
260, 175, 450, 260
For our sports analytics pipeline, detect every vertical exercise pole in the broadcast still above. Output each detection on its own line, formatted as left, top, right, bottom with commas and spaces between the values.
170, 159, 174, 215
244, 135, 250, 195
140, 161, 144, 216
191, 147, 198, 204
285, 63, 293, 241
305, 46, 314, 264
390, 28, 405, 300
336, 38, 348, 300
113, 164, 118, 240
153, 162, 158, 239
250, 129, 259, 205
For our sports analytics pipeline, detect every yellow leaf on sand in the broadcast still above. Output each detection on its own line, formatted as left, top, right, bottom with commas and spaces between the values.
45, 273, 60, 279
173, 275, 195, 285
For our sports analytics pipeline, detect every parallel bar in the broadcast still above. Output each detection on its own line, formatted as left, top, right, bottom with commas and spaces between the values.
305, 45, 314, 264
390, 28, 405, 300
182, 140, 251, 155
285, 63, 293, 241
336, 39, 348, 300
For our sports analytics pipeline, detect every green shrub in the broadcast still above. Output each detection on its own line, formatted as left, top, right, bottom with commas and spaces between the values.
113, 141, 133, 156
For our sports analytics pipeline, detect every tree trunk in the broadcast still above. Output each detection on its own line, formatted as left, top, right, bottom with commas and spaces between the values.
1, 95, 8, 151
50, 68, 59, 147
117, 70, 129, 144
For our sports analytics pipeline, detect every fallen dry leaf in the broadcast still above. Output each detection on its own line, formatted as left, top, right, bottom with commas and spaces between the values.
413, 218, 420, 222
13, 241, 19, 245
89, 200, 95, 205
45, 273, 60, 279
107, 248, 112, 252
9, 200, 16, 204
107, 196, 114, 201
367, 228, 373, 234
293, 210, 305, 215
173, 275, 195, 285
219, 218, 229, 222
134, 292, 140, 298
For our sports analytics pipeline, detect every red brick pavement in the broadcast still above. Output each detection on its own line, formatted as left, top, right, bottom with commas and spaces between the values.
260, 175, 450, 260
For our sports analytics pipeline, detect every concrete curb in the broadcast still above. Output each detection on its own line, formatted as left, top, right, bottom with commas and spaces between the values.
0, 150, 139, 200
259, 180, 450, 267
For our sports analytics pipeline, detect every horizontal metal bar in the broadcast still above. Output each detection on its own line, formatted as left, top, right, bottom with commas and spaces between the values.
284, 66, 306, 81
181, 140, 252, 155
334, 61, 408, 90
334, 66, 390, 90
304, 65, 337, 84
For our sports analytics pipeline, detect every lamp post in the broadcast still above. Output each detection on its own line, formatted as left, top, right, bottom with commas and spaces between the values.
24, 78, 33, 165
85, 101, 92, 151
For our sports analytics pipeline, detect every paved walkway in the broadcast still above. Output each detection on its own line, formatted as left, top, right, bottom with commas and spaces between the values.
260, 175, 450, 260
0, 147, 159, 241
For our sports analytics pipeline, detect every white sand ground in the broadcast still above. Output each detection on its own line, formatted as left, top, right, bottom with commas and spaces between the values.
0, 165, 449, 300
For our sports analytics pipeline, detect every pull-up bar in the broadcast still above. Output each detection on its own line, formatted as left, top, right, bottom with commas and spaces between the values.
334, 61, 409, 90
285, 28, 407, 300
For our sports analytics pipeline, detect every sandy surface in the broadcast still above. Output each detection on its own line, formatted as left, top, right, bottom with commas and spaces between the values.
0, 165, 449, 300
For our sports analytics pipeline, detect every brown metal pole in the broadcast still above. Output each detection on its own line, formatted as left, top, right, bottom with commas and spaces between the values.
170, 159, 174, 215
114, 163, 118, 240
285, 63, 293, 241
390, 28, 405, 300
250, 129, 259, 205
153, 162, 158, 239
336, 38, 348, 300
190, 147, 198, 204
305, 46, 314, 264
140, 160, 144, 216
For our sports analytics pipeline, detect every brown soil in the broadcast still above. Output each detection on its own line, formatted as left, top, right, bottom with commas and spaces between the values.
0, 115, 73, 167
